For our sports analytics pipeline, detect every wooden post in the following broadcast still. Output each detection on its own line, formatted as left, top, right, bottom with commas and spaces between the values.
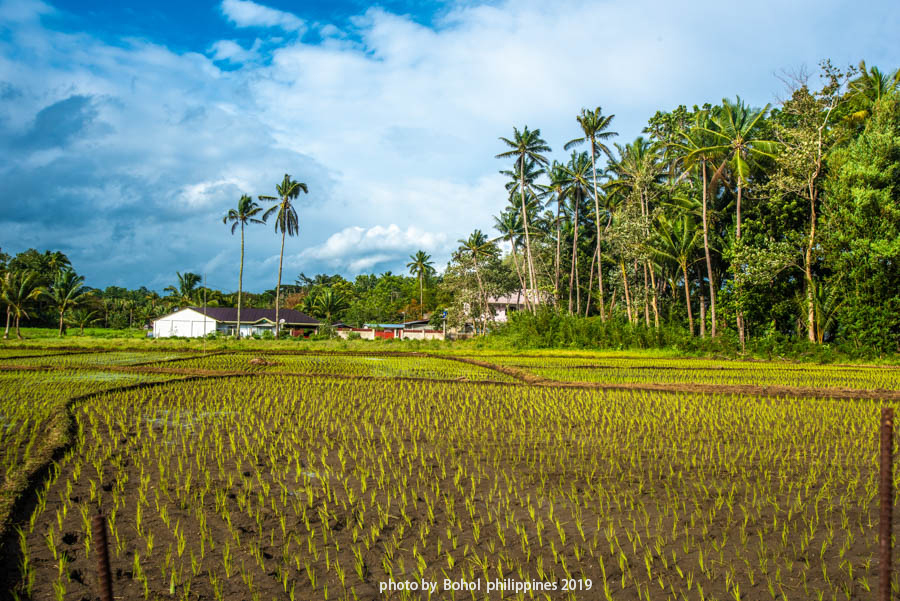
92, 512, 114, 601
880, 407, 894, 601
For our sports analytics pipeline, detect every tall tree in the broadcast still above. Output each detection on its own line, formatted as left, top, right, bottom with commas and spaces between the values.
406, 250, 435, 317
678, 108, 727, 337
607, 137, 666, 326
224, 194, 265, 338
559, 151, 593, 314
1, 270, 45, 339
646, 213, 702, 335
697, 98, 778, 348
496, 126, 551, 303
564, 106, 617, 320
769, 64, 851, 342
260, 174, 308, 339
47, 270, 90, 336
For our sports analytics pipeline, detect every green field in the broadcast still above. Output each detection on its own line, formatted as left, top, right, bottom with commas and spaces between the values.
1, 345, 898, 600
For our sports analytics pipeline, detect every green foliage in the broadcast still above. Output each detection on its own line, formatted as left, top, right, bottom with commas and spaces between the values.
823, 91, 900, 352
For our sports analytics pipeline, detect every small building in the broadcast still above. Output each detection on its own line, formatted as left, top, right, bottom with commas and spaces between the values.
151, 307, 319, 338
334, 319, 444, 340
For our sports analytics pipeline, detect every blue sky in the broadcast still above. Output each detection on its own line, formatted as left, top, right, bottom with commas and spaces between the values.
0, 0, 897, 293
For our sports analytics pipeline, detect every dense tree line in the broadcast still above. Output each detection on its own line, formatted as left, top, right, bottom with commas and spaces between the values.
466, 61, 899, 353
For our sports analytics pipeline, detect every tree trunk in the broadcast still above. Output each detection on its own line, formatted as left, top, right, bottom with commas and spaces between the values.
419, 274, 424, 318
584, 242, 596, 317
473, 255, 490, 333
648, 262, 659, 328
643, 262, 650, 326
682, 263, 694, 335
806, 181, 817, 342
511, 244, 527, 305
15, 314, 22, 340
735, 183, 745, 351
702, 161, 717, 338
237, 222, 244, 338
621, 261, 633, 323
589, 141, 605, 321
58, 309, 65, 337
4, 306, 10, 339
275, 219, 286, 339
519, 156, 537, 306
568, 202, 580, 314
598, 247, 606, 321
699, 291, 707, 338
555, 197, 562, 302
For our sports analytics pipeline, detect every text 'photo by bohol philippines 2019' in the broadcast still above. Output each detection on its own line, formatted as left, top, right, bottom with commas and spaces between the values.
1, 0, 899, 599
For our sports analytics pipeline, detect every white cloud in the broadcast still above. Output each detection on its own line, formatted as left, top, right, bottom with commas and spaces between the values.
208, 39, 261, 63
219, 0, 305, 33
295, 224, 450, 274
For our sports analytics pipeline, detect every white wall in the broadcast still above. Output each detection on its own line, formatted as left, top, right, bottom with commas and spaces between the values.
152, 308, 217, 338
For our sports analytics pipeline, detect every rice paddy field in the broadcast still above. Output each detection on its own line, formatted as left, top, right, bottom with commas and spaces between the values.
1, 346, 899, 600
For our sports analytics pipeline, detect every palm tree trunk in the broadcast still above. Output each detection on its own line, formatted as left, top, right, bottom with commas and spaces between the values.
568, 203, 580, 314
648, 262, 659, 328
237, 222, 244, 338
519, 157, 537, 306
621, 261, 633, 323
4, 306, 10, 339
275, 222, 286, 339
15, 314, 22, 339
701, 161, 717, 338
511, 244, 527, 304
419, 274, 424, 317
58, 309, 65, 337
682, 262, 694, 335
584, 242, 596, 317
598, 247, 606, 321
555, 197, 562, 302
589, 142, 605, 321
643, 262, 650, 326
735, 183, 745, 351
699, 290, 707, 338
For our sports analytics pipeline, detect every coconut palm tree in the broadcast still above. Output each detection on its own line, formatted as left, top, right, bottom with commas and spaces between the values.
496, 127, 551, 302
677, 110, 726, 337
607, 137, 666, 325
559, 151, 593, 314
1, 270, 45, 339
702, 98, 779, 348
47, 270, 90, 336
565, 107, 618, 319
164, 272, 202, 307
493, 208, 527, 299
455, 230, 499, 331
406, 250, 435, 317
847, 60, 900, 122
260, 174, 308, 339
67, 307, 99, 335
646, 213, 703, 335
312, 288, 349, 322
224, 194, 265, 338
706, 97, 778, 240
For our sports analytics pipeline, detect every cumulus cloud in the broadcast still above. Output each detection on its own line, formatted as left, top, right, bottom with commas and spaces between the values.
219, 0, 305, 33
295, 224, 450, 274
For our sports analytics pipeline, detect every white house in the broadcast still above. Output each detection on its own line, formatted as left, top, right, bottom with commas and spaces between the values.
152, 307, 319, 338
